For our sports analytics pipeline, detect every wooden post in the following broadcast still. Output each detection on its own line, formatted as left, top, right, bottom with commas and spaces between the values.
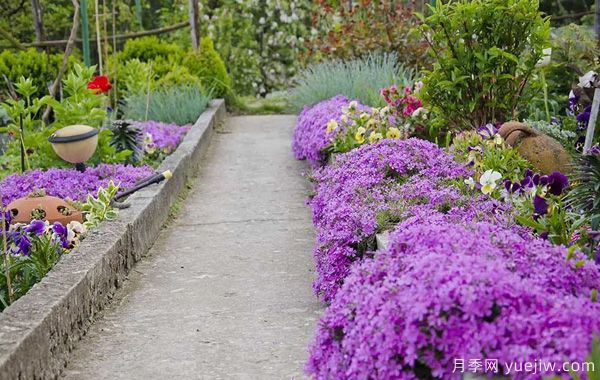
584, 87, 600, 154
30, 0, 45, 43
189, 0, 200, 51
81, 0, 91, 66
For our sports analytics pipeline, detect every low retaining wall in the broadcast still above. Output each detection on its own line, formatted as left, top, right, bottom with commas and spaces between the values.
0, 99, 226, 380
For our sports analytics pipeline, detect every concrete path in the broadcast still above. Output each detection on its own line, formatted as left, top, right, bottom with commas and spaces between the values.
61, 115, 321, 380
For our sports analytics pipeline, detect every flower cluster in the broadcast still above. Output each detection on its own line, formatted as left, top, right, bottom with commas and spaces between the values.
0, 164, 154, 206
328, 100, 409, 154
292, 96, 359, 166
309, 138, 472, 301
8, 219, 86, 256
134, 120, 192, 156
307, 221, 600, 379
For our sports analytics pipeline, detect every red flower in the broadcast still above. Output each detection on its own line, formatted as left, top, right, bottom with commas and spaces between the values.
87, 75, 112, 94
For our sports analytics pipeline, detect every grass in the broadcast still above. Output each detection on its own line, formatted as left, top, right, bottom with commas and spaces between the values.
289, 53, 415, 111
123, 85, 212, 125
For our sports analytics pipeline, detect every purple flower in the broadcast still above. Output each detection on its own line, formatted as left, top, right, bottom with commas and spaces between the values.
307, 221, 600, 379
134, 121, 191, 154
16, 234, 31, 256
547, 171, 569, 196
533, 195, 548, 218
0, 164, 154, 206
577, 106, 592, 130
477, 123, 497, 140
52, 222, 70, 248
292, 96, 367, 166
26, 220, 46, 236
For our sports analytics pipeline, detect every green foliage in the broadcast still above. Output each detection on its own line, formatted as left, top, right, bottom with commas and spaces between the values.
182, 37, 231, 98
567, 153, 600, 231
419, 0, 551, 132
203, 0, 312, 96
290, 53, 414, 110
109, 120, 141, 162
305, 1, 428, 70
123, 85, 211, 125
82, 181, 119, 229
120, 36, 184, 64
0, 64, 126, 173
0, 228, 64, 311
451, 131, 531, 181
526, 119, 578, 149
156, 65, 203, 90
118, 59, 155, 98
205, 5, 262, 95
0, 48, 78, 99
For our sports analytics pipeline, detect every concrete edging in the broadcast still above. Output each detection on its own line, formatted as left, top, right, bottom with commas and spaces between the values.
0, 99, 226, 380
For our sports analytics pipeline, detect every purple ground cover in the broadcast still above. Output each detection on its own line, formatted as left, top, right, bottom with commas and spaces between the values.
0, 164, 154, 205
291, 95, 354, 166
135, 120, 192, 155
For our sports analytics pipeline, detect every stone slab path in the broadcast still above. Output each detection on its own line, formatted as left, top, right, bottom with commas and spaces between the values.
61, 115, 321, 380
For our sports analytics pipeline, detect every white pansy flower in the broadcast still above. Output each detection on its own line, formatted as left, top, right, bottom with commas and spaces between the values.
464, 177, 476, 190
479, 170, 502, 195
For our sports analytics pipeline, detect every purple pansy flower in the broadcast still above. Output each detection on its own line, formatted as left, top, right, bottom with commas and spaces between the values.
547, 171, 569, 196
533, 195, 549, 219
26, 220, 46, 236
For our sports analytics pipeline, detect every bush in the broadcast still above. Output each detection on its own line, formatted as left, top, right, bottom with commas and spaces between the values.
182, 37, 231, 98
419, 0, 550, 132
307, 220, 600, 379
120, 36, 184, 64
0, 48, 78, 98
305, 1, 428, 70
289, 53, 414, 111
123, 85, 211, 125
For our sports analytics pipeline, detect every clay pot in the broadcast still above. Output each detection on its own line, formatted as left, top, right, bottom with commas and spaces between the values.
7, 195, 83, 225
498, 121, 572, 174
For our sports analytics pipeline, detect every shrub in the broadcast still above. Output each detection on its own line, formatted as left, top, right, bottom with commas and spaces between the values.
182, 37, 231, 98
305, 0, 428, 70
123, 85, 211, 125
419, 0, 550, 131
307, 221, 600, 379
290, 53, 414, 111
0, 48, 78, 98
120, 36, 184, 64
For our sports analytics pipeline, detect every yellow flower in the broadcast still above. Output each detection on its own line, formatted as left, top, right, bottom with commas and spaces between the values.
386, 127, 401, 139
369, 132, 383, 144
360, 112, 370, 121
366, 119, 376, 129
326, 120, 338, 134
355, 127, 366, 144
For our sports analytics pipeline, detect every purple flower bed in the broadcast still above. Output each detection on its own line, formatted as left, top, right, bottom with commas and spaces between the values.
309, 138, 476, 301
307, 221, 600, 379
0, 164, 154, 205
135, 120, 192, 154
291, 95, 355, 166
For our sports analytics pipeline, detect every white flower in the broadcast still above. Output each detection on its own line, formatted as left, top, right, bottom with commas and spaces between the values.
578, 71, 598, 88
340, 115, 348, 124
536, 47, 552, 67
67, 221, 86, 237
493, 134, 503, 145
349, 100, 358, 110
479, 170, 502, 195
464, 177, 476, 190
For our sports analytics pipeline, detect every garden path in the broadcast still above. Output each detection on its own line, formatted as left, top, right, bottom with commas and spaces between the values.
61, 115, 321, 380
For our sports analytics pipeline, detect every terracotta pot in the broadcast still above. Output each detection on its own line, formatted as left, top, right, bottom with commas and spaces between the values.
7, 195, 83, 225
498, 121, 572, 174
